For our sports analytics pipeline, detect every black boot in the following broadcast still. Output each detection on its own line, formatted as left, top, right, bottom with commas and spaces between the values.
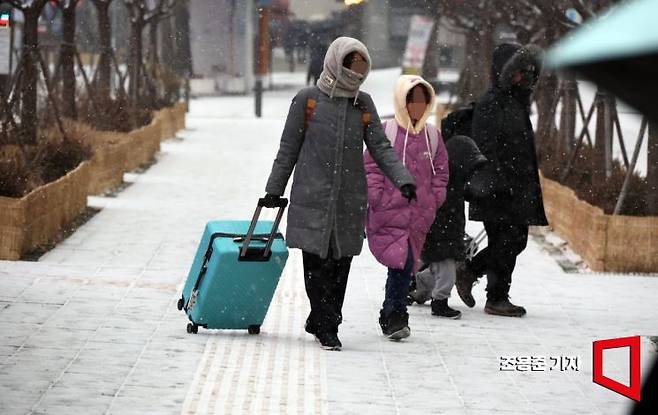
431, 298, 462, 319
379, 311, 411, 341
484, 297, 526, 317
314, 331, 342, 351
455, 262, 479, 308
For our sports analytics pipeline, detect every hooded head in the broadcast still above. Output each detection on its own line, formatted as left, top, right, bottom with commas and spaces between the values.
491, 43, 544, 92
444, 135, 487, 177
441, 103, 474, 141
316, 37, 371, 99
393, 75, 436, 134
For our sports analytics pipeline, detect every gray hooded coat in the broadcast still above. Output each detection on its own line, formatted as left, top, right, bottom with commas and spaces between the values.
265, 37, 415, 259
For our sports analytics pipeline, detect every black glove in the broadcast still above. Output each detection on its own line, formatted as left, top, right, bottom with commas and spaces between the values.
400, 184, 417, 203
262, 193, 282, 208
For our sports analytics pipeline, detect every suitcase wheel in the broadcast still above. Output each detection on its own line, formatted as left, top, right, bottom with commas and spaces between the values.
177, 297, 184, 311
186, 323, 199, 334
248, 325, 260, 335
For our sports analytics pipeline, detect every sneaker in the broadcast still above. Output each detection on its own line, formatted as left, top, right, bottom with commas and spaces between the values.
379, 311, 411, 341
314, 331, 342, 351
455, 262, 479, 308
484, 297, 526, 317
431, 298, 462, 319
408, 289, 429, 305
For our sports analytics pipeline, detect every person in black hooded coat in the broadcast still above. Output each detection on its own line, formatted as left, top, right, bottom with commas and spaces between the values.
456, 43, 548, 317
422, 113, 487, 263
409, 110, 488, 319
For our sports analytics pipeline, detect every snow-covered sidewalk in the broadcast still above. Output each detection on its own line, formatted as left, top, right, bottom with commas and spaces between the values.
1, 70, 657, 415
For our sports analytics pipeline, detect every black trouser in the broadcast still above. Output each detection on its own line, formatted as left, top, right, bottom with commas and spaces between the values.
469, 222, 528, 300
302, 249, 353, 335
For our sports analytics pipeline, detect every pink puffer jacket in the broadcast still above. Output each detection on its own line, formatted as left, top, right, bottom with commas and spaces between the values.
364, 76, 449, 272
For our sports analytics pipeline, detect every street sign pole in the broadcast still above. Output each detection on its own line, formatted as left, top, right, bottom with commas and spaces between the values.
255, 2, 270, 118
9, 9, 14, 75
0, 9, 12, 97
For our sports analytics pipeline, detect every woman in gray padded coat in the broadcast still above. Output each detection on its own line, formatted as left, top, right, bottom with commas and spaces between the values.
264, 37, 415, 351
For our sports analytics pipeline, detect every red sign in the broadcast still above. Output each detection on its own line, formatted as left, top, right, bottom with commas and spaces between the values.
0, 13, 10, 27
593, 335, 641, 401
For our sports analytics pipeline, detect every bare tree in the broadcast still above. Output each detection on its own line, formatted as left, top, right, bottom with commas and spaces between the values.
439, 0, 624, 168
4, 0, 50, 144
171, 0, 192, 78
55, 0, 81, 119
90, 0, 116, 102
123, 0, 177, 105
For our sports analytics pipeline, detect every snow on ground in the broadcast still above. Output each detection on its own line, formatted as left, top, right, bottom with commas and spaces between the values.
0, 69, 656, 415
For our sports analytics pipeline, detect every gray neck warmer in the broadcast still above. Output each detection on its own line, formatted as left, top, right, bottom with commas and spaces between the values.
316, 37, 371, 99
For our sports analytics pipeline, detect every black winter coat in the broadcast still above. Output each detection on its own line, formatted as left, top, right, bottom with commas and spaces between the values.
468, 43, 548, 226
422, 135, 487, 262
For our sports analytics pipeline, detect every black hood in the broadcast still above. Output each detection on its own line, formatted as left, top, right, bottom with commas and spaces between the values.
445, 135, 487, 179
492, 43, 544, 91
441, 103, 474, 141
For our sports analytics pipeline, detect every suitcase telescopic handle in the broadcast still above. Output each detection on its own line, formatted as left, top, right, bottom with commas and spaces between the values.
240, 198, 288, 259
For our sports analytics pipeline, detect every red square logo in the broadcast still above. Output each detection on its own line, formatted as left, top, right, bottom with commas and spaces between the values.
593, 336, 641, 401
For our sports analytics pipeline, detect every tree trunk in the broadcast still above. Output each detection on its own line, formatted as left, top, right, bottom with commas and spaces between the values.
60, 3, 78, 119
173, 0, 192, 77
148, 20, 159, 65
93, 0, 113, 102
161, 15, 174, 70
128, 19, 144, 103
456, 24, 492, 105
455, 30, 479, 104
648, 122, 658, 215
558, 71, 577, 157
534, 71, 559, 159
476, 23, 493, 94
20, 8, 41, 145
144, 20, 161, 107
421, 0, 440, 80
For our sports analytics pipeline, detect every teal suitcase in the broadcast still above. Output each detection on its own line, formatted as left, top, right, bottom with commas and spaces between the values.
177, 198, 289, 334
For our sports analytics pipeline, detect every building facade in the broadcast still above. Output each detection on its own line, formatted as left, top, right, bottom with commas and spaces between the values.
189, 0, 254, 94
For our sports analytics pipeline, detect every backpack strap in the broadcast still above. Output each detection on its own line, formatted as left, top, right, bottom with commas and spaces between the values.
425, 124, 440, 175
303, 87, 320, 132
304, 97, 316, 131
362, 112, 371, 128
384, 120, 398, 146
305, 90, 371, 135
427, 124, 439, 156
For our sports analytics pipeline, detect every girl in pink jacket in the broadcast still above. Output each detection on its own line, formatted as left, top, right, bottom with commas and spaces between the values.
364, 76, 449, 340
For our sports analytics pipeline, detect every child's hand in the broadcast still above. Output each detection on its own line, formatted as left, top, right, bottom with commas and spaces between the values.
400, 184, 417, 203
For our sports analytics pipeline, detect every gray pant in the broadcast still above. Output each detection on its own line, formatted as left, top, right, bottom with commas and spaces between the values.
414, 259, 456, 301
